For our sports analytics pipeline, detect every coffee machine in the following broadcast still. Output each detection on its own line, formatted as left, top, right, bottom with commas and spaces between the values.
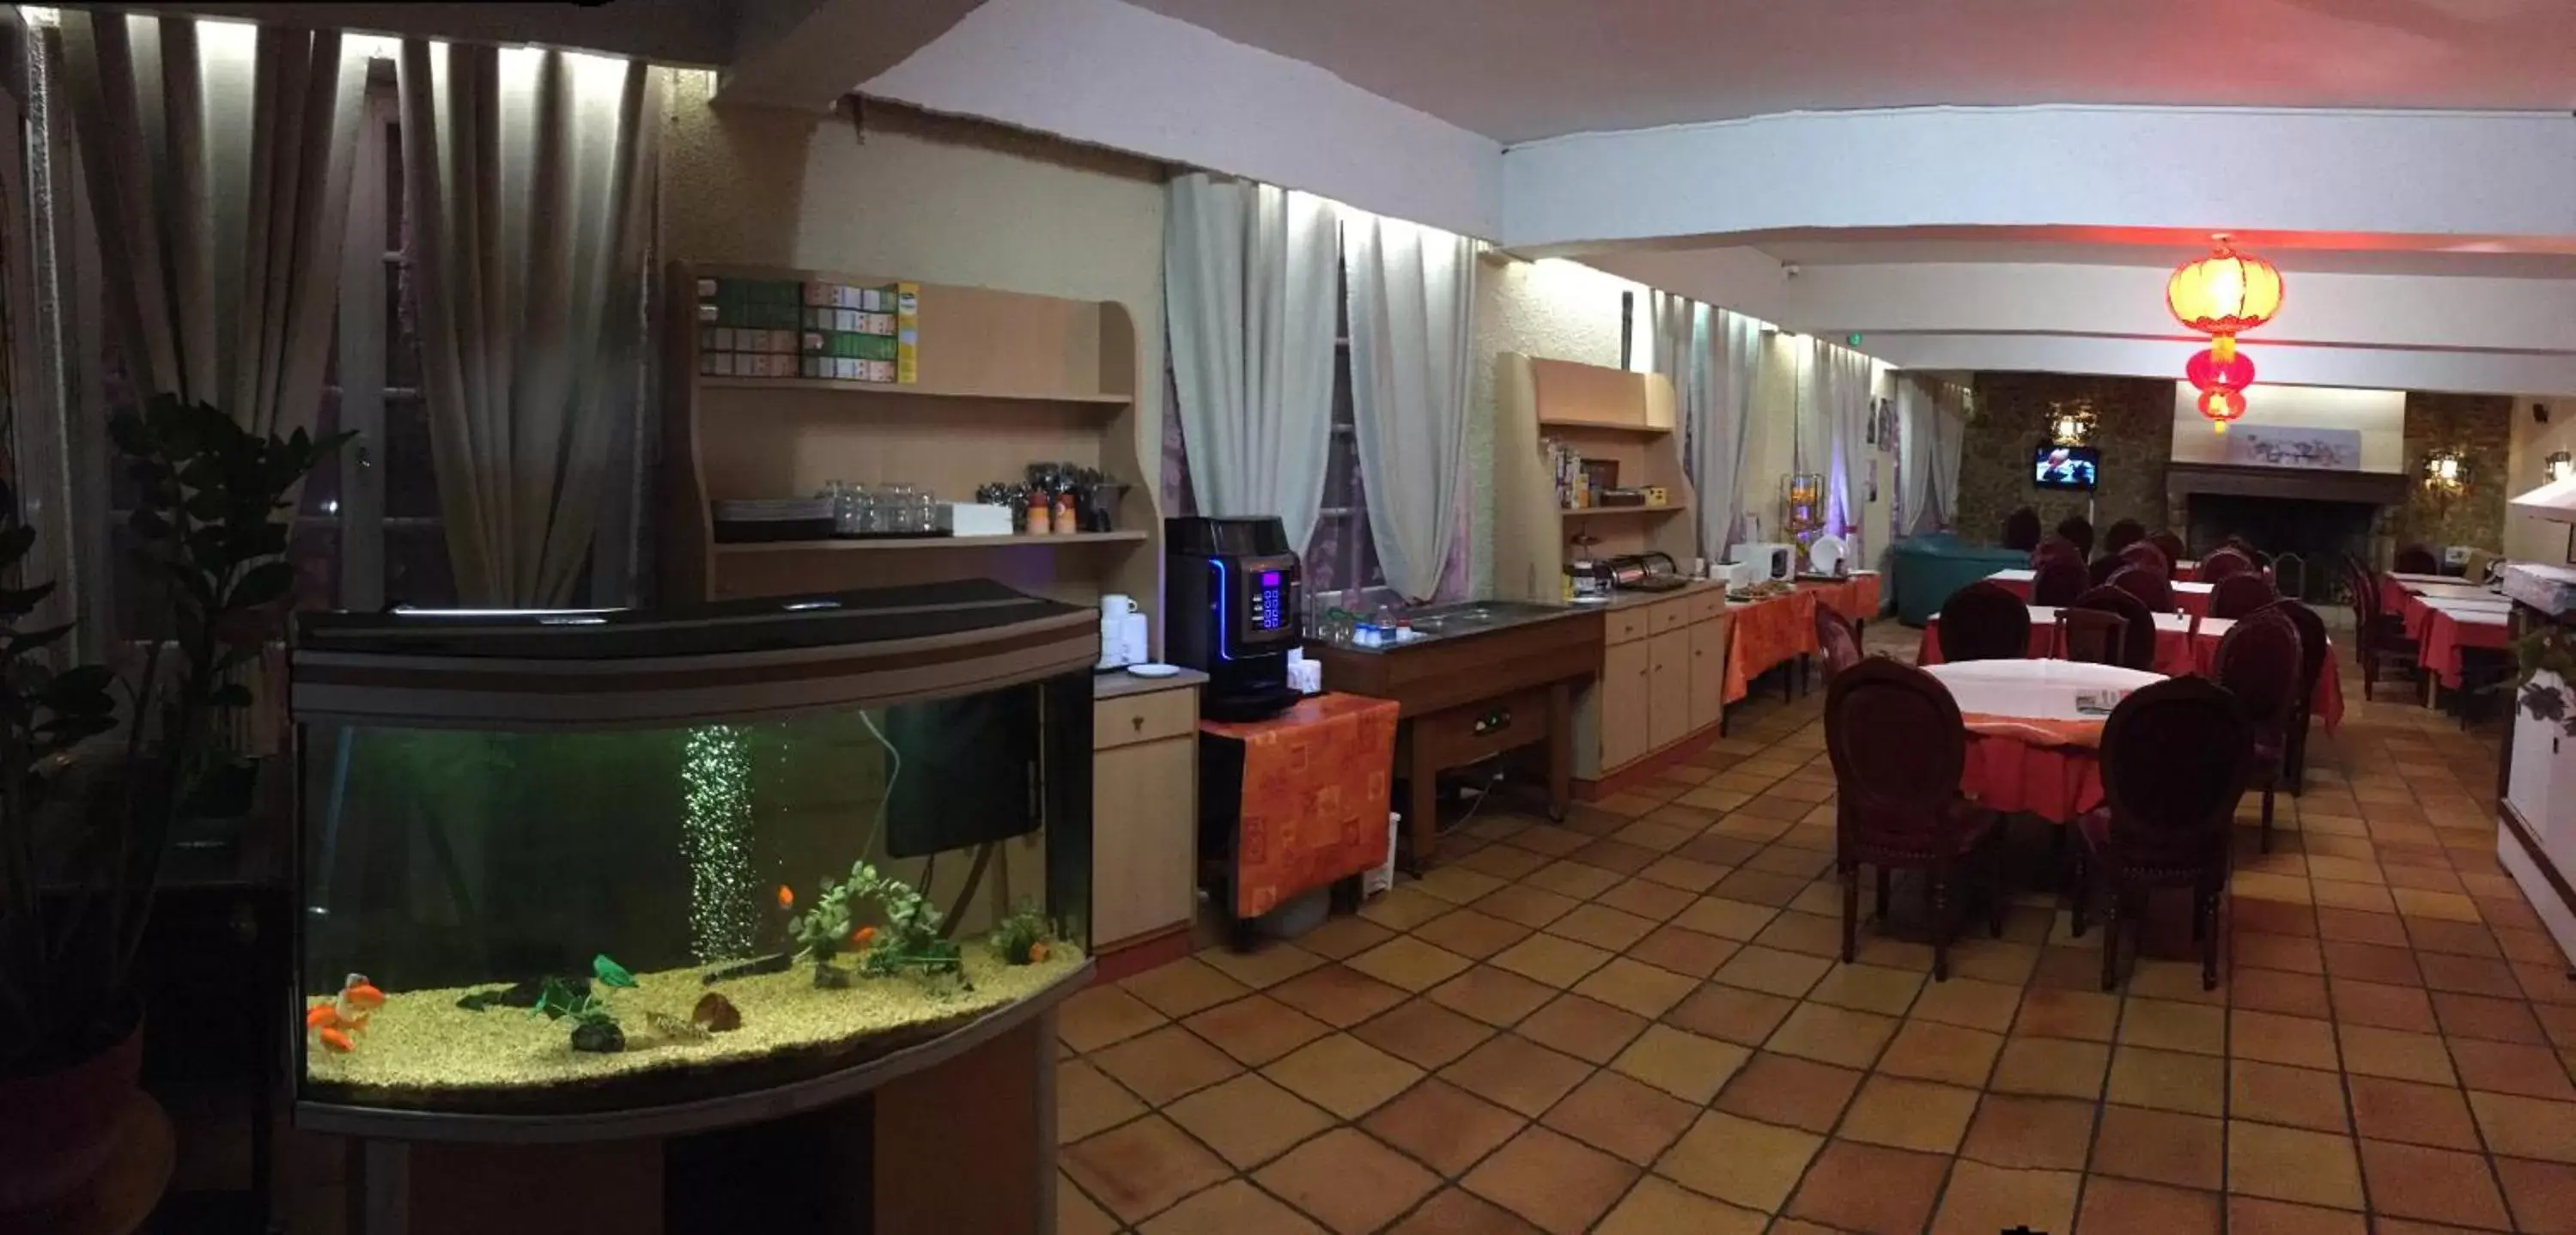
1166, 515, 1303, 721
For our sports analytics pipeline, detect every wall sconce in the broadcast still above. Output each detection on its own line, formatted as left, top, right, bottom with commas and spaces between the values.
2548, 451, 2573, 485
2422, 448, 2470, 494
2046, 398, 2098, 447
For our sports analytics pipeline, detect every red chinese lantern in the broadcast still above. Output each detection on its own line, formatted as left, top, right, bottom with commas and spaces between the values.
2168, 237, 2283, 343
2194, 387, 2247, 431
2185, 347, 2256, 395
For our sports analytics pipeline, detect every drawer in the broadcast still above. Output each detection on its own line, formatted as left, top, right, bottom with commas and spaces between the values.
1688, 589, 1726, 624
1607, 606, 1649, 645
1649, 598, 1693, 634
1095, 687, 1197, 750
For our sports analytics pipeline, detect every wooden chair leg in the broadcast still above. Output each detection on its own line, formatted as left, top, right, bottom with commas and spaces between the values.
1874, 868, 1891, 922
1931, 867, 1953, 983
2068, 851, 2089, 938
2259, 776, 2277, 853
2099, 882, 2123, 992
1986, 834, 2008, 939
2200, 885, 2223, 990
1840, 861, 1860, 963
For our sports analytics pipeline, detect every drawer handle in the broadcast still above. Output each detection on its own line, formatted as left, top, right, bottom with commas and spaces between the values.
1132, 715, 1145, 732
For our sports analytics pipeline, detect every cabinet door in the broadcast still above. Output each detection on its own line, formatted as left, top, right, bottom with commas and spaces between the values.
1649, 629, 1692, 751
1690, 616, 1728, 733
1091, 735, 1196, 950
1600, 639, 1651, 771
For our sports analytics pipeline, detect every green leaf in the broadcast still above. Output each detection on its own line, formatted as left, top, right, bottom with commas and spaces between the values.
225, 561, 295, 611
12, 622, 76, 654
0, 525, 34, 569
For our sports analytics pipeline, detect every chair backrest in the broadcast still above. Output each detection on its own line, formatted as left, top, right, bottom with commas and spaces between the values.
1936, 581, 2032, 663
2055, 516, 2096, 559
2070, 584, 2160, 670
2222, 534, 2257, 557
2054, 607, 2127, 666
2002, 508, 2044, 551
2259, 599, 2330, 716
2196, 548, 2255, 584
2109, 563, 2176, 613
2340, 552, 2377, 624
2119, 541, 2168, 574
2207, 572, 2280, 620
2032, 534, 2082, 569
2103, 519, 2147, 557
2099, 675, 2253, 869
2213, 608, 2304, 737
2031, 555, 2089, 607
2394, 544, 2439, 574
2088, 554, 2125, 588
1814, 603, 1863, 681
1825, 659, 1972, 861
2146, 531, 2187, 569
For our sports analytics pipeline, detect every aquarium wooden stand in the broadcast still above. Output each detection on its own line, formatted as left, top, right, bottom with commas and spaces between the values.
335, 972, 1082, 1235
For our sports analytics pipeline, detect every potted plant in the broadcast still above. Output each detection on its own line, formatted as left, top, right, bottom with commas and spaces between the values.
0, 396, 344, 1208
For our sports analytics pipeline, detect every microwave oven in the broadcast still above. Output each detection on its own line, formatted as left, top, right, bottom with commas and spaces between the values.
1728, 542, 1796, 582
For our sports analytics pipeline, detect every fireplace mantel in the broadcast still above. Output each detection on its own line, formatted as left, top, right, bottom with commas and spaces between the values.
2166, 461, 2411, 507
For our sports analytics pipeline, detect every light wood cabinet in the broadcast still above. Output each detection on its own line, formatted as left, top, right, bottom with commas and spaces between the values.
1689, 614, 1730, 733
1091, 684, 1199, 953
1598, 639, 1650, 772
1648, 629, 1692, 751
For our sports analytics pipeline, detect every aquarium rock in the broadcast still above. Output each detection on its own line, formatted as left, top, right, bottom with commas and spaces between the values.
692, 992, 743, 1033
570, 1021, 626, 1054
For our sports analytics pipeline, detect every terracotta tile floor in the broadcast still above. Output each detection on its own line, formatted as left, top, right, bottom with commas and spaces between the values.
1057, 634, 2576, 1233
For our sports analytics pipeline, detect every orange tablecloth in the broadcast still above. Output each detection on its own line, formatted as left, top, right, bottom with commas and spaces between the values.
1723, 589, 1820, 703
1200, 693, 1398, 918
1918, 615, 2346, 732
1797, 573, 1882, 625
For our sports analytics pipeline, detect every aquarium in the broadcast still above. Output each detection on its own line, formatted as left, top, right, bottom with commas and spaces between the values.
289, 581, 1095, 1129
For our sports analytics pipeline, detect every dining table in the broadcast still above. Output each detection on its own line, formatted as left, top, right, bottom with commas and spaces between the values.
1922, 660, 2166, 823
2376, 575, 2513, 691
1917, 605, 2344, 731
1984, 568, 2215, 618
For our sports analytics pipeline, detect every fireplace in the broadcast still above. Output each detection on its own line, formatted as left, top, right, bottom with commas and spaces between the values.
2166, 462, 2409, 605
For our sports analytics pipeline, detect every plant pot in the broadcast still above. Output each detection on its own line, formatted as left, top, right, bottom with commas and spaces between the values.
0, 1014, 143, 1210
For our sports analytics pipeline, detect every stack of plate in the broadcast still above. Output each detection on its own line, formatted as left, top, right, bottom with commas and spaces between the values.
712, 497, 834, 544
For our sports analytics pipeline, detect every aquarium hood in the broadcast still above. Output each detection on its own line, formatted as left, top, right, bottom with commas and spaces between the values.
291, 580, 1097, 730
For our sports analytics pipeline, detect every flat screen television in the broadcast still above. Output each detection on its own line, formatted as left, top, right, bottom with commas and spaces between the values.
2032, 443, 2100, 491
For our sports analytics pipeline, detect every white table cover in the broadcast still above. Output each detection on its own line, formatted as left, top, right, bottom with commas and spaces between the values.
1921, 660, 2167, 721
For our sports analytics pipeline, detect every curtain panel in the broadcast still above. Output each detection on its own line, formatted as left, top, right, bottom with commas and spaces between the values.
1344, 214, 1474, 601
1163, 173, 1340, 554
396, 41, 659, 606
57, 12, 361, 439
1811, 337, 1876, 545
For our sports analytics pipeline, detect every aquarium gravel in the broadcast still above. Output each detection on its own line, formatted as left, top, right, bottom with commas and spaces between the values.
303, 942, 1084, 1096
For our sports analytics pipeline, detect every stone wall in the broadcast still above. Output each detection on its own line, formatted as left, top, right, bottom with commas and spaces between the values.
1958, 374, 2178, 545
2391, 392, 2512, 555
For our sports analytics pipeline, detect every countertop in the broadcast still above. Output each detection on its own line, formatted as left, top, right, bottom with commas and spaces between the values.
1595, 581, 1727, 611
1092, 666, 1209, 700
1309, 599, 1597, 656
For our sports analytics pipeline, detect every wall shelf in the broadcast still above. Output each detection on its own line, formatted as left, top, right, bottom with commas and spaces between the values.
1562, 502, 1690, 519
1538, 417, 1670, 435
699, 377, 1133, 405
716, 531, 1149, 554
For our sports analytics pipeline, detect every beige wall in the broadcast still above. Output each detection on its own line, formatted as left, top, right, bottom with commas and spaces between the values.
2506, 396, 2576, 563
660, 76, 1170, 490
1469, 258, 1643, 591
2166, 383, 2408, 472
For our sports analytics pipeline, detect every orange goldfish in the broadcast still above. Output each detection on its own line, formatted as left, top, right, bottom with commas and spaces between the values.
849, 926, 877, 948
776, 885, 795, 910
341, 981, 386, 1010
318, 1026, 355, 1053
306, 1003, 341, 1030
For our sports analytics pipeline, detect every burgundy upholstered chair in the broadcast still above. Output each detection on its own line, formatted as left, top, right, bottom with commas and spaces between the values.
2069, 584, 2158, 671
2196, 548, 2256, 584
1823, 659, 2004, 980
2087, 555, 2125, 589
2343, 553, 2420, 701
2118, 541, 2168, 574
2056, 515, 2096, 559
2109, 563, 2176, 613
2071, 675, 2253, 990
2146, 531, 2187, 570
2206, 572, 2280, 620
2102, 518, 2147, 558
2393, 544, 2440, 575
2031, 555, 2089, 607
2053, 608, 2128, 666
2032, 535, 2082, 569
2259, 599, 2330, 794
2001, 508, 2044, 552
2214, 608, 2305, 854
1937, 581, 2032, 664
1814, 603, 1863, 683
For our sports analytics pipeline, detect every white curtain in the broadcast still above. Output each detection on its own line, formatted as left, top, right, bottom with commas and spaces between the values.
397, 42, 660, 606
1900, 373, 1968, 533
57, 13, 361, 437
1813, 338, 1875, 544
1651, 292, 1705, 552
1898, 376, 1934, 534
1929, 379, 1969, 533
1164, 173, 1340, 553
1344, 214, 1474, 601
1706, 309, 1763, 555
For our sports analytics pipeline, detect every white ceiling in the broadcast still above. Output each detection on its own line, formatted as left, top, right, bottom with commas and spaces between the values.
1758, 239, 2576, 279
1125, 0, 2576, 142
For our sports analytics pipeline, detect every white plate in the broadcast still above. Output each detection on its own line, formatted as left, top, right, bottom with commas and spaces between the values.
1126, 662, 1181, 678
1808, 536, 1847, 575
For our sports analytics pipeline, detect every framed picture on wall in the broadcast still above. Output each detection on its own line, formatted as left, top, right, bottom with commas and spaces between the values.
1868, 459, 1879, 502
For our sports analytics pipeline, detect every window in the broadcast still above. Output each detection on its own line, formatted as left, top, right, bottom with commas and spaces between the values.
92, 65, 453, 642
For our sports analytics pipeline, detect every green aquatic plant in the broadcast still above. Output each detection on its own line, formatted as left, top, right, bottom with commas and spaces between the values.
788, 860, 966, 988
592, 954, 637, 989
989, 903, 1055, 966
532, 974, 625, 1052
